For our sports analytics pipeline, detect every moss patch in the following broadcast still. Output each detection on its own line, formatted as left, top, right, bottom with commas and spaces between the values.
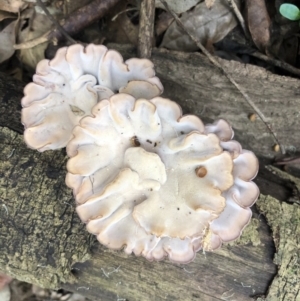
256, 194, 300, 301
229, 217, 261, 247
0, 127, 93, 289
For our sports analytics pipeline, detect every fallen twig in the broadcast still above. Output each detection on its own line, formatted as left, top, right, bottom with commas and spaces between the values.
35, 0, 77, 45
250, 51, 300, 77
138, 0, 155, 58
275, 157, 300, 165
15, 31, 49, 49
111, 8, 137, 21
160, 0, 285, 154
227, 0, 250, 39
14, 0, 121, 49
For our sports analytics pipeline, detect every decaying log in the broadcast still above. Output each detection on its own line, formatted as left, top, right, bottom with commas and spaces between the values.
0, 45, 299, 301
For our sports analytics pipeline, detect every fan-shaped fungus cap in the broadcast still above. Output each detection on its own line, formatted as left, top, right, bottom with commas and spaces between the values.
21, 44, 163, 152
66, 94, 259, 263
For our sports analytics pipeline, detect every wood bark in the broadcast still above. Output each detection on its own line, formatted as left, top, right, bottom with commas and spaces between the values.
52, 0, 122, 41
137, 0, 155, 58
0, 45, 299, 300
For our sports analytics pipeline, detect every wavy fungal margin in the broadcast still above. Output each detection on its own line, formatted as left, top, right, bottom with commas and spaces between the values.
21, 44, 163, 152
66, 94, 259, 264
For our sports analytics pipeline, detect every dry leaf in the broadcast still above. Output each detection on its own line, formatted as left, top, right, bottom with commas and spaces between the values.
205, 0, 215, 9
17, 8, 57, 69
98, 0, 139, 45
0, 0, 27, 13
161, 0, 239, 51
0, 19, 17, 63
0, 10, 16, 21
156, 11, 173, 36
155, 0, 201, 14
246, 0, 270, 52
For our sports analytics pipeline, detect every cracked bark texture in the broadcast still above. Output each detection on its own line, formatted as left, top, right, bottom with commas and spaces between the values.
257, 196, 300, 301
0, 45, 299, 300
0, 127, 92, 288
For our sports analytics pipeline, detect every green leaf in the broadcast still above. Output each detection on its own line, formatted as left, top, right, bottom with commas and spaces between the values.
279, 3, 300, 21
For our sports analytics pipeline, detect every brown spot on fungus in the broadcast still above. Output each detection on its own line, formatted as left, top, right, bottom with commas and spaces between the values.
195, 166, 207, 178
70, 105, 85, 116
131, 136, 141, 147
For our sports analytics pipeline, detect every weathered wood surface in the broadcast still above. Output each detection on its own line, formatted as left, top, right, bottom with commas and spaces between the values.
62, 210, 277, 301
151, 48, 300, 157
0, 45, 299, 300
256, 193, 300, 301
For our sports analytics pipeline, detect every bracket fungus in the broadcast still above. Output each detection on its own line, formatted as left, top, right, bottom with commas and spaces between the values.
66, 93, 259, 263
20, 44, 259, 263
21, 44, 163, 151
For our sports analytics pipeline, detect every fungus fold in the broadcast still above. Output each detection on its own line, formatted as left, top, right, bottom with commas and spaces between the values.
21, 44, 163, 151
66, 93, 259, 263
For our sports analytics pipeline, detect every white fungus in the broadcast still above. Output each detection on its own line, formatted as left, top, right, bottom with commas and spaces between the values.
21, 44, 163, 151
66, 93, 259, 263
